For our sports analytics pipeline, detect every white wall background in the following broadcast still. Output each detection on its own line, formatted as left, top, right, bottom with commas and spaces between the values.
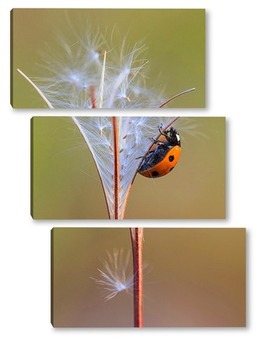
1, 0, 257, 349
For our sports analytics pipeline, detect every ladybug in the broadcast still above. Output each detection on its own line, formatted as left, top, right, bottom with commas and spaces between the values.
138, 125, 181, 178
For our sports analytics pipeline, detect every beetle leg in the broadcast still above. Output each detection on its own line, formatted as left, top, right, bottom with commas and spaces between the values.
158, 124, 168, 136
150, 137, 164, 145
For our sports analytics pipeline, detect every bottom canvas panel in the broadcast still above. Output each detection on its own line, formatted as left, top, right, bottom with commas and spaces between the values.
51, 227, 246, 327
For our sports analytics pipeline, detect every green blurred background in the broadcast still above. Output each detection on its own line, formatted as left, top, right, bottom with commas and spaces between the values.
31, 117, 225, 219
51, 227, 246, 327
11, 8, 205, 108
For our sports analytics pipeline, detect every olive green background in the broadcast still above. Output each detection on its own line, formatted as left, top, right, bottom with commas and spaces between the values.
31, 117, 225, 219
11, 8, 205, 108
51, 227, 246, 327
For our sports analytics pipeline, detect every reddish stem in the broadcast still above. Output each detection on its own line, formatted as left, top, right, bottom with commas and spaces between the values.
112, 117, 120, 219
89, 86, 97, 108
130, 228, 144, 327
159, 87, 195, 108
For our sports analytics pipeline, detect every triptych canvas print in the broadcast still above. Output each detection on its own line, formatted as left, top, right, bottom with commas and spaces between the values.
11, 8, 246, 327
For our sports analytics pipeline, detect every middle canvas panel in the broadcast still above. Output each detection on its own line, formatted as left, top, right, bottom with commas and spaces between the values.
31, 116, 226, 219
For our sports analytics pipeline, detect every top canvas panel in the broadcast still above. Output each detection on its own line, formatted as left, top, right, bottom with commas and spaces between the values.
11, 9, 205, 109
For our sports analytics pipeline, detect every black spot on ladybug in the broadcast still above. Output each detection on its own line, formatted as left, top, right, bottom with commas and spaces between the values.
169, 155, 175, 162
169, 167, 174, 172
151, 171, 159, 177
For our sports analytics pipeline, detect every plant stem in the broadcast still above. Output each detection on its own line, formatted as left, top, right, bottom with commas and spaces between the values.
130, 227, 144, 327
17, 69, 54, 109
159, 87, 195, 108
99, 51, 107, 108
112, 117, 120, 219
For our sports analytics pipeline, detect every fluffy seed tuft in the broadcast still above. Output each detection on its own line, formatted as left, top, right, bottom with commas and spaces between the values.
91, 249, 134, 301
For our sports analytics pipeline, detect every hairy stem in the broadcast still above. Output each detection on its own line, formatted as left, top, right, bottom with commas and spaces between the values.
130, 227, 144, 327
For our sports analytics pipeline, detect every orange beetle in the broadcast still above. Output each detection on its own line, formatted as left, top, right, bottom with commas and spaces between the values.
138, 126, 181, 178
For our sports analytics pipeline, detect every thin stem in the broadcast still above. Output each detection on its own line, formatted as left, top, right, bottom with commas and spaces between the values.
99, 50, 107, 108
89, 86, 96, 108
112, 117, 120, 219
159, 87, 195, 108
17, 68, 54, 109
130, 227, 144, 327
